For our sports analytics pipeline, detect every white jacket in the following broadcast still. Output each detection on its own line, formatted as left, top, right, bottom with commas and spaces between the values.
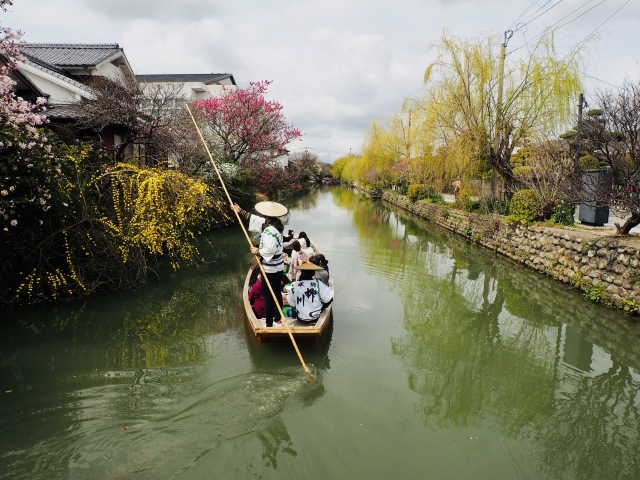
259, 225, 284, 273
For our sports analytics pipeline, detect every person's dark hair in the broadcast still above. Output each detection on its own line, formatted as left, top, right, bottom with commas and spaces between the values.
299, 269, 315, 281
250, 265, 260, 286
308, 255, 319, 265
315, 254, 327, 266
265, 217, 284, 233
292, 240, 301, 252
298, 231, 311, 246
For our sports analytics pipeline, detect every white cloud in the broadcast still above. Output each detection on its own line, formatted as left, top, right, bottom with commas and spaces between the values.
5, 0, 640, 162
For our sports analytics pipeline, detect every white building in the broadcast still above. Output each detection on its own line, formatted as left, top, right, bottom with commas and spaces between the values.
9, 43, 236, 157
135, 73, 236, 102
18, 43, 134, 111
14, 43, 236, 118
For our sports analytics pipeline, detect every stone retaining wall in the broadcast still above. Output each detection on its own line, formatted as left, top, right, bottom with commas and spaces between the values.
377, 190, 640, 314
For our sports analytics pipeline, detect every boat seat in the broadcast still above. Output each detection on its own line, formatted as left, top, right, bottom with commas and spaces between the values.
257, 318, 314, 328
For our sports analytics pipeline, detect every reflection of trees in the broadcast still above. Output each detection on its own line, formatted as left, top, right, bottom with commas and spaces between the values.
285, 187, 322, 212
104, 286, 237, 369
337, 187, 640, 479
532, 361, 640, 479
392, 265, 555, 433
0, 223, 321, 477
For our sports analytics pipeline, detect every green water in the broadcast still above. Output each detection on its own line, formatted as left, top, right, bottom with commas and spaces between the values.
2, 187, 640, 479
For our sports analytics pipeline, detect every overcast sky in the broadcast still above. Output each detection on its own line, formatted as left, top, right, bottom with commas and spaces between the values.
5, 0, 639, 162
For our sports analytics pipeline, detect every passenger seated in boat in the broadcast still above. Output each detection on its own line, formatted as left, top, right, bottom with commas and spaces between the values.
288, 240, 309, 282
282, 229, 295, 256
249, 273, 265, 318
309, 254, 330, 286
297, 231, 314, 257
287, 262, 334, 325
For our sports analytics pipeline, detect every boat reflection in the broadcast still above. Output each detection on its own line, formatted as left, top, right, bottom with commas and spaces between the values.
245, 312, 333, 375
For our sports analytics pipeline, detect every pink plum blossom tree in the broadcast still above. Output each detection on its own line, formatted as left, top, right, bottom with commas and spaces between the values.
192, 80, 303, 195
0, 0, 47, 131
193, 80, 302, 164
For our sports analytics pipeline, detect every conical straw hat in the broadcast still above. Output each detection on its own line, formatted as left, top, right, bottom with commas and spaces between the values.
254, 201, 288, 217
296, 261, 323, 271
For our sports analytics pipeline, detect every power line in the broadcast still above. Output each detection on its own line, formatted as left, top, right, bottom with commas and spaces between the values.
292, 147, 344, 155
517, 0, 567, 29
508, 0, 544, 30
516, 0, 556, 27
579, 71, 622, 88
584, 0, 630, 37
510, 0, 608, 53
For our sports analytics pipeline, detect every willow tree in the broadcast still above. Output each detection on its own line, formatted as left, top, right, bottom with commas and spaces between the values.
357, 120, 401, 185
423, 29, 589, 196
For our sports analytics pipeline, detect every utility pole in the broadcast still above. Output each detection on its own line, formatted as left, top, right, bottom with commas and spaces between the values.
492, 30, 513, 198
574, 93, 585, 174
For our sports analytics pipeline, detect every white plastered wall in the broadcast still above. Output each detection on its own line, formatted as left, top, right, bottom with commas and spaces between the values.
17, 63, 90, 104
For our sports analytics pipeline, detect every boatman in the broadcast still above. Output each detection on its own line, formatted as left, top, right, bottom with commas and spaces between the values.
287, 262, 334, 325
236, 201, 289, 327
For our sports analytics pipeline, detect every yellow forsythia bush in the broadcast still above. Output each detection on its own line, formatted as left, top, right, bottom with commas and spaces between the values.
105, 164, 218, 266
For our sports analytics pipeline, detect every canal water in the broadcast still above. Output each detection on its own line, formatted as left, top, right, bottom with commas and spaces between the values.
2, 187, 640, 479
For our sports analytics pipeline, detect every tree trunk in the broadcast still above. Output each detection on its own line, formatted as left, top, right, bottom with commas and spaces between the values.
616, 212, 640, 234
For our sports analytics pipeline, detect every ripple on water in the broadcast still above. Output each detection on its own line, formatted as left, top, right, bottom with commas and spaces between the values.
3, 363, 322, 479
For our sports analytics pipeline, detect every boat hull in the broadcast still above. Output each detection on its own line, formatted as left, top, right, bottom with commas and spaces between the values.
242, 243, 333, 342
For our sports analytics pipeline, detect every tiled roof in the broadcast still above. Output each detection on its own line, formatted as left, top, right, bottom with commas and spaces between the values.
136, 73, 236, 85
21, 58, 91, 93
23, 43, 122, 68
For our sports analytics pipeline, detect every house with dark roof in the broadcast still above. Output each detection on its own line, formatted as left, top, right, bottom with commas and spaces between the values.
136, 73, 236, 103
15, 43, 236, 116
11, 42, 236, 158
17, 43, 133, 112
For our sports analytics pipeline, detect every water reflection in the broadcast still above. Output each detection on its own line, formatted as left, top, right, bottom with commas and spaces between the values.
335, 188, 640, 479
0, 227, 328, 478
257, 416, 297, 469
245, 314, 333, 375
6, 187, 640, 478
284, 187, 322, 213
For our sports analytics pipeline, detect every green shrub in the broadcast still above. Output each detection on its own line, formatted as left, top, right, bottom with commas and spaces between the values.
407, 184, 444, 203
427, 194, 446, 205
549, 203, 575, 226
477, 198, 510, 216
407, 184, 427, 202
623, 298, 640, 313
465, 199, 481, 212
579, 154, 600, 170
586, 284, 607, 303
455, 186, 474, 210
508, 189, 539, 226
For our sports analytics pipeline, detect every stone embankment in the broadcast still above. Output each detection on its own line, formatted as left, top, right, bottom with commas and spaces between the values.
378, 190, 640, 314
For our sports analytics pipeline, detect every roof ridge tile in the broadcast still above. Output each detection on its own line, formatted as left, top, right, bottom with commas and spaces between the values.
25, 43, 120, 49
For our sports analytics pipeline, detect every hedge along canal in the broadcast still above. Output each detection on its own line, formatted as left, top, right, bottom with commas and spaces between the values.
2, 186, 640, 479
370, 188, 640, 314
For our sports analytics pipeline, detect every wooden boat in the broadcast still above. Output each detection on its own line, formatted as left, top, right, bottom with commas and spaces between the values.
243, 243, 333, 342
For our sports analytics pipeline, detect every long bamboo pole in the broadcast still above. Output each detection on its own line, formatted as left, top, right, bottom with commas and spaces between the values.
185, 105, 313, 379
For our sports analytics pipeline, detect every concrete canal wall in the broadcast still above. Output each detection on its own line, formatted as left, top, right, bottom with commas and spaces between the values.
375, 190, 640, 315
